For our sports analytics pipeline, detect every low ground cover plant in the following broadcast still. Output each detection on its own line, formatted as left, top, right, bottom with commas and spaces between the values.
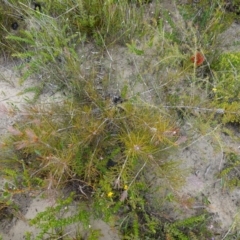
0, 90, 185, 238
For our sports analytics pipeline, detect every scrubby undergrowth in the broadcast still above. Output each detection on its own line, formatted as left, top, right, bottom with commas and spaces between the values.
0, 0, 240, 239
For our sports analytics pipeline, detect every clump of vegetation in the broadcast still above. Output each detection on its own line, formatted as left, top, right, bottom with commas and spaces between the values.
218, 151, 240, 190
211, 52, 240, 123
24, 193, 93, 240
0, 1, 24, 55
0, 89, 184, 238
164, 214, 213, 240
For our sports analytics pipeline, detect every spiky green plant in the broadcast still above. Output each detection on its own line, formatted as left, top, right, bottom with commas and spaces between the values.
164, 214, 213, 240
218, 151, 240, 190
25, 193, 90, 240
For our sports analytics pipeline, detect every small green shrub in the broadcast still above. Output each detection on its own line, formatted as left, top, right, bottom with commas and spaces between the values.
178, 0, 233, 46
25, 193, 90, 240
7, 12, 83, 84
211, 52, 240, 123
212, 52, 240, 100
164, 214, 213, 240
218, 151, 240, 190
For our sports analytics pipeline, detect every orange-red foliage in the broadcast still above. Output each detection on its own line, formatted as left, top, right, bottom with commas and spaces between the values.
190, 52, 204, 66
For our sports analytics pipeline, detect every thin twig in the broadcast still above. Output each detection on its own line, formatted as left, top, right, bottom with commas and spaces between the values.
128, 160, 147, 189
56, 126, 76, 133
115, 156, 129, 189
56, 5, 79, 19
